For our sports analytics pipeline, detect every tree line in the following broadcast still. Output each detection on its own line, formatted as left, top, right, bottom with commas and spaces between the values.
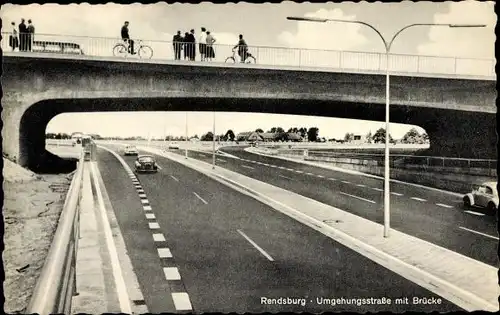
343, 128, 429, 144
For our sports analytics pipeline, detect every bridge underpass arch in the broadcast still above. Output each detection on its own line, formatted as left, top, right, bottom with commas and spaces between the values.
22, 95, 496, 173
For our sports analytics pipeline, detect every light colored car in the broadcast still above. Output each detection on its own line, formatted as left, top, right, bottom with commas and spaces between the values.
168, 141, 180, 149
463, 181, 498, 214
124, 145, 139, 156
134, 155, 158, 173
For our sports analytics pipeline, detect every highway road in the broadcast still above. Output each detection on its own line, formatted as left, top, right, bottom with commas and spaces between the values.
166, 146, 498, 268
96, 144, 460, 313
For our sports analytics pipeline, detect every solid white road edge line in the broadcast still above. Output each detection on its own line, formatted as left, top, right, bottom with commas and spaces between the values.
237, 229, 274, 261
458, 226, 499, 240
242, 165, 254, 169
193, 192, 208, 204
339, 192, 377, 204
90, 163, 133, 314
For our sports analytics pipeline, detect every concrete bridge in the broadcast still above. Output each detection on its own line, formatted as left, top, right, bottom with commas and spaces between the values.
2, 52, 496, 172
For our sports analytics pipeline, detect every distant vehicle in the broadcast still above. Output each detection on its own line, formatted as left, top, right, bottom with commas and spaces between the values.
463, 181, 498, 214
124, 145, 139, 156
168, 141, 180, 149
134, 155, 158, 173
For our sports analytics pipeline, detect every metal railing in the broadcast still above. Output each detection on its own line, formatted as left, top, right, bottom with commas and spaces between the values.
2, 32, 495, 78
279, 148, 497, 171
25, 144, 91, 314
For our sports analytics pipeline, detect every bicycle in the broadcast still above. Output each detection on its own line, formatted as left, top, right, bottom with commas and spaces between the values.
225, 48, 256, 64
113, 40, 153, 59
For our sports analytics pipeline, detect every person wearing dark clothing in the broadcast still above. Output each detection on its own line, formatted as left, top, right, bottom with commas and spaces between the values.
173, 31, 183, 60
186, 29, 196, 61
234, 34, 248, 63
121, 21, 136, 55
19, 19, 27, 52
183, 32, 190, 60
27, 19, 35, 51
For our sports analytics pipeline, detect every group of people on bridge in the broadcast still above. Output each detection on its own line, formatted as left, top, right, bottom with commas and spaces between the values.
9, 18, 36, 52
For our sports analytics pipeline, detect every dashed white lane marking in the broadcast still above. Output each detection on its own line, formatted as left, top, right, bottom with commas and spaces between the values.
339, 192, 376, 204
143, 205, 152, 211
156, 164, 162, 170
170, 175, 179, 182
316, 174, 325, 178
391, 192, 404, 196
459, 226, 499, 240
286, 168, 295, 171
163, 267, 181, 280
157, 248, 172, 258
237, 229, 274, 261
141, 199, 149, 204
137, 189, 145, 193
295, 170, 303, 173
269, 165, 277, 168
341, 180, 351, 184
242, 165, 254, 169
139, 193, 147, 198
372, 187, 383, 192
411, 197, 427, 202
193, 192, 208, 204
356, 184, 366, 187
145, 213, 156, 219
436, 203, 454, 208
464, 210, 486, 216
153, 233, 166, 242
171, 292, 193, 311
279, 174, 293, 180
305, 172, 314, 176
148, 222, 160, 229
217, 158, 227, 162
328, 178, 336, 181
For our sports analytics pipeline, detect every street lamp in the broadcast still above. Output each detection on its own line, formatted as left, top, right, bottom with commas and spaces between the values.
287, 16, 485, 238
185, 112, 188, 159
212, 110, 216, 169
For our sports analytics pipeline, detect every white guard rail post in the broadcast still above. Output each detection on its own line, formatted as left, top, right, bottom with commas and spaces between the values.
25, 149, 86, 314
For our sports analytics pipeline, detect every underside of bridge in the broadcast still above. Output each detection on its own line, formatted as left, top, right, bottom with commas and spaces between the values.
22, 96, 497, 173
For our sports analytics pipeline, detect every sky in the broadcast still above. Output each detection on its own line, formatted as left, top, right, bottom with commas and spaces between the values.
1, 1, 495, 139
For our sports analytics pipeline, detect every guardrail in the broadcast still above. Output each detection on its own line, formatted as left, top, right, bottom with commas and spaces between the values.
25, 141, 96, 314
3, 32, 495, 79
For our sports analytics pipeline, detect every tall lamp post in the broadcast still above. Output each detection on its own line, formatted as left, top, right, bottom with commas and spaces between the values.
212, 110, 216, 169
185, 112, 189, 159
287, 16, 485, 238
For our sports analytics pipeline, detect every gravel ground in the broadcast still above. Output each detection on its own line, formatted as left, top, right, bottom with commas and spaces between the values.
3, 158, 72, 313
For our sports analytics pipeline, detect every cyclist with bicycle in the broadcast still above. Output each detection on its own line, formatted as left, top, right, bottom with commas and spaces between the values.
121, 21, 136, 55
233, 34, 248, 63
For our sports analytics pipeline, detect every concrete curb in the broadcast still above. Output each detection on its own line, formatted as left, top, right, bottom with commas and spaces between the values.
244, 147, 467, 198
131, 144, 498, 313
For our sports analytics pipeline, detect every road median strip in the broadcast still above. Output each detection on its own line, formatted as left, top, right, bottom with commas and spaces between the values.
132, 144, 498, 313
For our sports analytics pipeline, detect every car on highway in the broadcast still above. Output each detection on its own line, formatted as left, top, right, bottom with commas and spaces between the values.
168, 141, 180, 149
124, 145, 139, 156
463, 181, 498, 214
134, 155, 158, 173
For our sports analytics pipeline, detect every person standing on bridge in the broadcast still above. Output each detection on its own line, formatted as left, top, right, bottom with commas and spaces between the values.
121, 21, 136, 55
234, 34, 248, 63
186, 29, 196, 61
173, 31, 183, 60
18, 18, 27, 52
9, 22, 19, 51
27, 19, 35, 52
199, 27, 207, 61
205, 31, 216, 61
183, 32, 190, 60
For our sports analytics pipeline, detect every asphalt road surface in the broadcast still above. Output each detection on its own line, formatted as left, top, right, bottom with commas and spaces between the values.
167, 146, 498, 268
96, 144, 460, 313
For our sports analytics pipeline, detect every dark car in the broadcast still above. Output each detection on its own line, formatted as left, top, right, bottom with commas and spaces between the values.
134, 155, 158, 173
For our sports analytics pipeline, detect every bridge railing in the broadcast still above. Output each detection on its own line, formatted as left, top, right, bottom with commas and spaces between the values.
25, 141, 96, 314
286, 149, 497, 171
2, 32, 495, 78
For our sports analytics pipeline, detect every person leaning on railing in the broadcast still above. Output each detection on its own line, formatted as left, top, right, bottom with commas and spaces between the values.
205, 31, 216, 61
173, 30, 183, 60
